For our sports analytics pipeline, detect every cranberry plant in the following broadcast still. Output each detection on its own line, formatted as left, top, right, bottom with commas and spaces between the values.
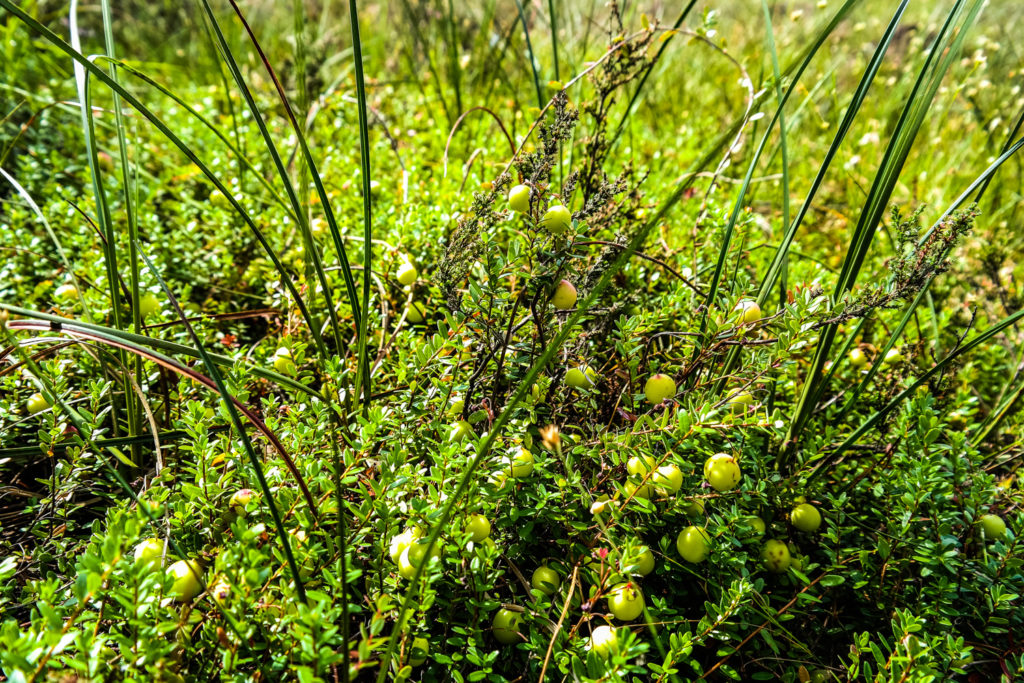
1, 2, 1024, 683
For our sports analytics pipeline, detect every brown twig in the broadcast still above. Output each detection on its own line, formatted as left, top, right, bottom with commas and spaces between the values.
575, 240, 705, 295
537, 565, 579, 683
443, 106, 515, 179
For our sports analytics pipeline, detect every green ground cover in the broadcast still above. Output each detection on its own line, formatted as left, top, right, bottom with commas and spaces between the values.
1, 1, 1023, 681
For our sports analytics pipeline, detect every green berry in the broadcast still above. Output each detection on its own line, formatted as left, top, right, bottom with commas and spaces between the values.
979, 514, 1007, 541
704, 453, 741, 492
726, 390, 754, 413
676, 526, 711, 563
396, 260, 418, 286
736, 300, 761, 324
883, 348, 903, 365
791, 503, 822, 533
27, 392, 50, 415
565, 364, 598, 389
531, 566, 560, 595
406, 301, 427, 324
167, 560, 204, 602
54, 284, 78, 303
652, 464, 683, 495
134, 538, 168, 567
139, 292, 161, 318
449, 420, 473, 442
540, 204, 571, 234
589, 625, 619, 656
607, 582, 645, 621
272, 347, 296, 375
508, 184, 531, 213
643, 373, 676, 405
492, 608, 524, 644
551, 279, 577, 310
762, 539, 791, 573
409, 636, 429, 666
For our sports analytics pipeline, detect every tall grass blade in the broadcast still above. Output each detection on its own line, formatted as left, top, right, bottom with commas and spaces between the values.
99, 0, 144, 460
512, 0, 544, 109
197, 0, 345, 357
0, 426, 229, 460
68, 0, 137, 444
761, 0, 790, 300
341, 0, 376, 670
68, 0, 120, 329
714, 0, 910, 397
834, 133, 1024, 418
973, 378, 1024, 447
698, 0, 860, 339
783, 0, 984, 463
830, 307, 1024, 461
198, 11, 247, 186
547, 0, 560, 81
102, 59, 292, 214
346, 0, 374, 416
0, 0, 327, 360
7, 315, 321, 519
974, 104, 1024, 202
292, 0, 312, 302
0, 303, 318, 397
220, 1, 370, 397
444, 0, 463, 115
758, 0, 909, 306
759, 0, 792, 420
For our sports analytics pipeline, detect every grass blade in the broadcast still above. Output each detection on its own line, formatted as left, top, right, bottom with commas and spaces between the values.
783, 0, 985, 462
444, 0, 463, 115
761, 0, 790, 302
0, 303, 317, 398
757, 1, 909, 307
395, 0, 452, 125
833, 134, 1024, 419
99, 0, 144, 460
99, 58, 292, 215
69, 0, 138, 446
0, 425, 230, 460
973, 375, 1024, 447
830, 307, 1024, 460
8, 314, 321, 521
346, 0, 374, 415
713, 0, 910, 398
68, 0, 121, 330
698, 0, 860, 338
0, 0, 326, 358
512, 0, 544, 109
197, 0, 344, 357
547, 0, 560, 81
220, 0, 366, 343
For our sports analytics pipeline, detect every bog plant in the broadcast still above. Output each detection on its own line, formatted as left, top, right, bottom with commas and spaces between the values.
1, 2, 1023, 683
